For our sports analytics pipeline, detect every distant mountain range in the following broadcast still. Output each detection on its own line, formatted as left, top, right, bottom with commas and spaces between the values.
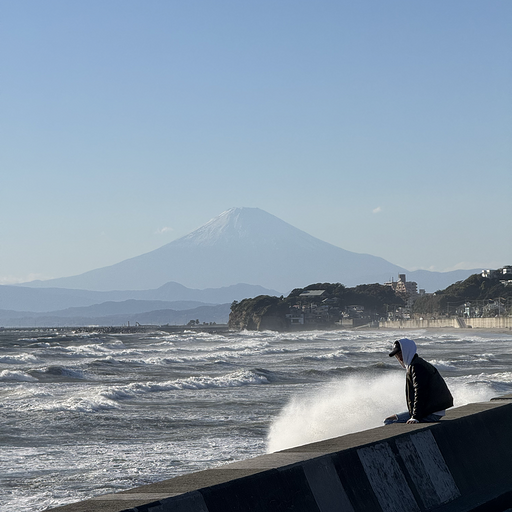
20, 207, 478, 293
0, 302, 231, 328
0, 282, 280, 327
1, 282, 279, 312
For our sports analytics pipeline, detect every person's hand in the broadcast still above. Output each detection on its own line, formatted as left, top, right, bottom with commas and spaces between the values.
406, 418, 419, 424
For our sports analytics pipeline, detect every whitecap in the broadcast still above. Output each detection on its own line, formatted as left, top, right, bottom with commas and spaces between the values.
0, 353, 40, 364
428, 359, 458, 371
0, 370, 38, 382
303, 350, 349, 361
39, 395, 120, 413
101, 369, 270, 401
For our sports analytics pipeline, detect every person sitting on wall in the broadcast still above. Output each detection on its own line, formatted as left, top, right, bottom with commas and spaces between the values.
384, 338, 454, 425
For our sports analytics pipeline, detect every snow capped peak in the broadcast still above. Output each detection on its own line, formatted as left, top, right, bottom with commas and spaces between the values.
178, 207, 293, 246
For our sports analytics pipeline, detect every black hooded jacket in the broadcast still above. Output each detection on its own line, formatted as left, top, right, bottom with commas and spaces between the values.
406, 354, 454, 420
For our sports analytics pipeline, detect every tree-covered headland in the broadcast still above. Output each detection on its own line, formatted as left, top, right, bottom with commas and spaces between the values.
229, 268, 512, 331
412, 270, 512, 318
229, 282, 405, 331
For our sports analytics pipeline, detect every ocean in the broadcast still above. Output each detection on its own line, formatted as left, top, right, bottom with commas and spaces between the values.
1, 327, 512, 511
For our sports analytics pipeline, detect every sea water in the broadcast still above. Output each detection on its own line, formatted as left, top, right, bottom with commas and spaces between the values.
1, 328, 512, 511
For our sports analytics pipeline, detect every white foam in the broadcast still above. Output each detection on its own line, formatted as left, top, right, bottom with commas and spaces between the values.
0, 353, 40, 364
266, 373, 405, 452
41, 340, 142, 359
101, 370, 270, 401
428, 359, 458, 371
304, 350, 349, 361
39, 393, 120, 413
0, 370, 38, 382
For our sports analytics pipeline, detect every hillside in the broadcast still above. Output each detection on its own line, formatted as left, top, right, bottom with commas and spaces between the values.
412, 271, 512, 317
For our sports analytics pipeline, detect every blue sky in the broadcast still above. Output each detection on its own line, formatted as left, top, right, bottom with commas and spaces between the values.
1, 1, 511, 285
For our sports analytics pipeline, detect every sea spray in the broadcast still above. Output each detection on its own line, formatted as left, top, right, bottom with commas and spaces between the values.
266, 373, 405, 452
447, 376, 504, 405
266, 373, 498, 453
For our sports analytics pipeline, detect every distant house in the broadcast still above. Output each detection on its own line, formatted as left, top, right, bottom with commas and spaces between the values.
286, 311, 304, 325
501, 266, 512, 277
482, 266, 512, 282
346, 305, 365, 318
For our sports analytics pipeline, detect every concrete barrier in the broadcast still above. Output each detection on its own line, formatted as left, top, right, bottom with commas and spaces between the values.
380, 318, 512, 329
465, 318, 512, 329
50, 396, 512, 512
380, 318, 460, 329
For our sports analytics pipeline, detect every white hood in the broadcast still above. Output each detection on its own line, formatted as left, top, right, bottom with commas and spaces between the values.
398, 338, 417, 367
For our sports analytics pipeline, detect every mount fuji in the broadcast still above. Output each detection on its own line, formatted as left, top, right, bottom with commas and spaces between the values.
22, 208, 475, 293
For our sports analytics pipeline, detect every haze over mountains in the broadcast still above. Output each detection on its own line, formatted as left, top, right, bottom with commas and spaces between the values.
21, 207, 476, 293
0, 301, 231, 328
0, 282, 278, 327
1, 282, 279, 312
3, 207, 478, 327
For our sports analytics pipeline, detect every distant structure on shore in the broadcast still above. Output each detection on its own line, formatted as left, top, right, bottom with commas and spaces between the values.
384, 273, 426, 307
482, 266, 512, 285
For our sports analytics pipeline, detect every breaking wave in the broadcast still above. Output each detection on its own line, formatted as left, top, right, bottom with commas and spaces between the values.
101, 369, 272, 401
0, 353, 40, 365
0, 370, 38, 382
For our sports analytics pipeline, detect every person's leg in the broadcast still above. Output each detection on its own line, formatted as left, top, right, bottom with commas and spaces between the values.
383, 415, 397, 425
384, 411, 410, 425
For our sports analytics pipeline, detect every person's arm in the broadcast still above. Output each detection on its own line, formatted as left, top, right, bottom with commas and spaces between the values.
409, 363, 429, 420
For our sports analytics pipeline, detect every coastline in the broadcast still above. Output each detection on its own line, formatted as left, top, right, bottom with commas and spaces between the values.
1, 324, 511, 338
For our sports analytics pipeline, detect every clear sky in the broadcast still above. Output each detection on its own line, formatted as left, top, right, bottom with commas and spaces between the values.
1, 1, 511, 285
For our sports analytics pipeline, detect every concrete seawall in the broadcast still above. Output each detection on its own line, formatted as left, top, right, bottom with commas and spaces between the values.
380, 317, 512, 330
50, 396, 512, 512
